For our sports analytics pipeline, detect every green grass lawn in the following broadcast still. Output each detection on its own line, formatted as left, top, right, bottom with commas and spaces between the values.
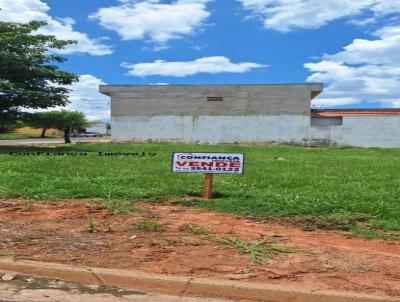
0, 133, 43, 140
1, 143, 399, 238
0, 133, 62, 140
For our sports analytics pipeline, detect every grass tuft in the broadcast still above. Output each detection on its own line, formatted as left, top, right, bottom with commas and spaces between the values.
104, 191, 139, 214
87, 218, 100, 233
182, 222, 299, 263
183, 223, 209, 235
216, 236, 300, 264
106, 199, 138, 214
134, 220, 162, 231
23, 200, 34, 211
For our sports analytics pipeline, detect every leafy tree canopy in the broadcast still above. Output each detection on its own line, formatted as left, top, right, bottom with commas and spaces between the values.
26, 110, 91, 130
24, 111, 58, 132
0, 120, 23, 133
25, 110, 91, 143
0, 20, 78, 127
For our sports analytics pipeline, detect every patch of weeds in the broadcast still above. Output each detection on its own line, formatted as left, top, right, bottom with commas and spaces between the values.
216, 236, 300, 264
106, 199, 138, 214
0, 243, 11, 257
351, 228, 400, 240
183, 223, 209, 235
87, 218, 100, 233
0, 249, 10, 257
0, 251, 15, 258
142, 196, 167, 203
370, 219, 400, 232
85, 200, 107, 211
104, 191, 138, 214
297, 212, 373, 231
23, 200, 34, 211
134, 220, 162, 231
294, 212, 400, 240
182, 222, 300, 264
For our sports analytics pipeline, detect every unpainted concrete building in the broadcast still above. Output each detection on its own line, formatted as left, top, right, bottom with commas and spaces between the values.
99, 84, 400, 148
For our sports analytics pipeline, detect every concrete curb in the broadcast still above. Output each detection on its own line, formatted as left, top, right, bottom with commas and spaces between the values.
0, 259, 397, 302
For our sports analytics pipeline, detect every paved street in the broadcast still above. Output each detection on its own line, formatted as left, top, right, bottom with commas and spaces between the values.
0, 274, 241, 302
0, 137, 111, 146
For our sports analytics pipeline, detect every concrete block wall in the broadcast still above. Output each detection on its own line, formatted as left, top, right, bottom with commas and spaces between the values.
111, 114, 400, 147
310, 116, 400, 148
111, 115, 312, 144
101, 84, 321, 117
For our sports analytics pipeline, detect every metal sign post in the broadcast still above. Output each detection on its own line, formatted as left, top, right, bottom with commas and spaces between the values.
171, 152, 245, 200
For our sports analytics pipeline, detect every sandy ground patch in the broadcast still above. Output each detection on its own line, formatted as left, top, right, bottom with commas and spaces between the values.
0, 198, 399, 297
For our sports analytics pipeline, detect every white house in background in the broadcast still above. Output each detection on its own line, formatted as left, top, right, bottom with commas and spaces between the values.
310, 109, 400, 147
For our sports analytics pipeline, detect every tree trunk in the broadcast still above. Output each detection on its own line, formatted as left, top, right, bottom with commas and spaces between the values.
64, 127, 71, 144
40, 128, 46, 138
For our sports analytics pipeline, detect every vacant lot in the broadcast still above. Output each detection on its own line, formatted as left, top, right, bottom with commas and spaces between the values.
0, 143, 399, 238
1, 198, 399, 297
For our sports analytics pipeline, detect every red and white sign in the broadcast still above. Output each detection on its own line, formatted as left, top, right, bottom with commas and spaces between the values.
171, 152, 244, 174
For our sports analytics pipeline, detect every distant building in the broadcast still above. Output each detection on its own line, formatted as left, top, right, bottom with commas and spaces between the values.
310, 109, 400, 147
99, 84, 400, 148
86, 122, 111, 135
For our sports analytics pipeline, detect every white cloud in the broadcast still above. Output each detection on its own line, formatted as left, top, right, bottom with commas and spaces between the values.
66, 75, 110, 121
305, 25, 400, 108
26, 75, 110, 121
0, 0, 112, 56
237, 0, 400, 32
328, 26, 400, 65
90, 0, 211, 46
122, 56, 267, 77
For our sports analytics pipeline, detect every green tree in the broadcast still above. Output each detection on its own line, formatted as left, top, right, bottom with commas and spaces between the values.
24, 111, 57, 138
0, 120, 23, 133
0, 20, 78, 128
26, 110, 91, 143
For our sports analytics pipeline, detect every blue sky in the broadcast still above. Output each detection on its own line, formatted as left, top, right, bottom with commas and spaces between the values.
1, 0, 400, 121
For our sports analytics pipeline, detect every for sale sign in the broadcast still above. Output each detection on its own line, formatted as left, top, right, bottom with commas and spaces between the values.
171, 152, 244, 175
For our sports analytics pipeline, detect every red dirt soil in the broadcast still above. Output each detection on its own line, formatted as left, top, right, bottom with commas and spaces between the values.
0, 198, 399, 297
